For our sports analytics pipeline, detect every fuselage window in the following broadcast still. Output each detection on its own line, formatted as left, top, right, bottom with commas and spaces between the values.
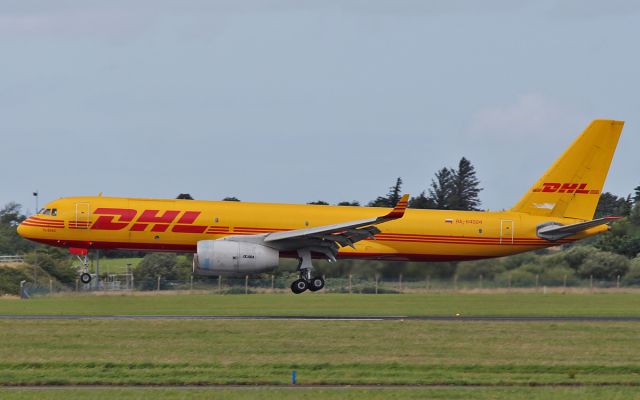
51, 208, 58, 217
42, 208, 51, 216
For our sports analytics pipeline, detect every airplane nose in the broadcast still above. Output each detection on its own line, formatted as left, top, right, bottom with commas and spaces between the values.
17, 221, 28, 238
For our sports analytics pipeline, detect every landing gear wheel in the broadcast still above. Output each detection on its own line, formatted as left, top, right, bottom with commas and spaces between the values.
291, 279, 308, 294
308, 276, 325, 292
80, 273, 92, 284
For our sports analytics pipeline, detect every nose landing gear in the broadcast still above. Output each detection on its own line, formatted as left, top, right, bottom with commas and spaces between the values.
80, 271, 92, 284
76, 254, 92, 284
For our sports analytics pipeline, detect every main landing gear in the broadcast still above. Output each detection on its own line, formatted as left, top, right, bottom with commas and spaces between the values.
290, 249, 325, 294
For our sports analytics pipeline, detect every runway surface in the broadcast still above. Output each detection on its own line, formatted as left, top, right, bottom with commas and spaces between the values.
1, 314, 639, 322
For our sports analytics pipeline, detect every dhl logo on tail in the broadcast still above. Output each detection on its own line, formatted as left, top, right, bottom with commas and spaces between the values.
532, 183, 600, 195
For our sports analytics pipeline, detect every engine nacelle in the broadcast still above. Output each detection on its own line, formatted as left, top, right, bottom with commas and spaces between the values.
193, 240, 279, 276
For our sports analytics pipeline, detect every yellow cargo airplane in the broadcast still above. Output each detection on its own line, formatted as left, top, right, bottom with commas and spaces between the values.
18, 120, 623, 293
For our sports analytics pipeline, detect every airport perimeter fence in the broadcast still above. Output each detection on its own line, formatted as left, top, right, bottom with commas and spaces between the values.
18, 272, 640, 298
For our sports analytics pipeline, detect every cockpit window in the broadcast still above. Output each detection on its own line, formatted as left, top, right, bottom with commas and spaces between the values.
36, 207, 57, 216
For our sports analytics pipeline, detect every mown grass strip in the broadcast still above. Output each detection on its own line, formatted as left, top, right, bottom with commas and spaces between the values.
2, 293, 640, 317
1, 362, 639, 386
1, 387, 640, 400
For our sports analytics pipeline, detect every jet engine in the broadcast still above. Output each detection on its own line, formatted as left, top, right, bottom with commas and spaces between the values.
193, 240, 279, 276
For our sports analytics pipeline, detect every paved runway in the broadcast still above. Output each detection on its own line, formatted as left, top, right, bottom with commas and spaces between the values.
1, 314, 639, 322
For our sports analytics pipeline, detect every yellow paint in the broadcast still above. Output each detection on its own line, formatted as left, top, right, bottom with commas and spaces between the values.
17, 119, 623, 262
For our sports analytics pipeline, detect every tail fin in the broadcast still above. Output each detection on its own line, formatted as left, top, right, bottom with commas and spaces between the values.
511, 119, 624, 220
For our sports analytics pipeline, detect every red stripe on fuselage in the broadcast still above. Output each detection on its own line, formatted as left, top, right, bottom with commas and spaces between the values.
30, 238, 515, 262
21, 222, 64, 228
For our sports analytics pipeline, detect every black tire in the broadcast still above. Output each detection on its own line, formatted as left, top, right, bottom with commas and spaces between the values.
80, 273, 92, 284
291, 279, 308, 294
308, 276, 325, 292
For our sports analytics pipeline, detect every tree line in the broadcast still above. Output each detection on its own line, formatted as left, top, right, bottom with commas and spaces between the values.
228, 157, 484, 211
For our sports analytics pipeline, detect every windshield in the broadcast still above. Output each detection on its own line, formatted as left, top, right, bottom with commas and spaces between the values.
37, 207, 58, 216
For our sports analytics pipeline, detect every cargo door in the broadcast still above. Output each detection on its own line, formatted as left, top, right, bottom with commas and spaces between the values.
500, 219, 514, 244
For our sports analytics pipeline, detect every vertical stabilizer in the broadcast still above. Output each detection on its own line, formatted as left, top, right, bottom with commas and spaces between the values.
511, 119, 623, 220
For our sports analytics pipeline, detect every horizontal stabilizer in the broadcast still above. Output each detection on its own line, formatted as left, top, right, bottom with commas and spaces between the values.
537, 216, 621, 241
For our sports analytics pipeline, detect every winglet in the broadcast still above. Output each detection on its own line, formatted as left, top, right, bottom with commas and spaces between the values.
380, 194, 410, 220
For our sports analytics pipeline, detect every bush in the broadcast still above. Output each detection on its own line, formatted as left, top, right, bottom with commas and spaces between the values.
496, 268, 536, 287
455, 259, 506, 280
23, 252, 77, 285
563, 246, 599, 270
623, 257, 640, 286
501, 252, 539, 271
541, 265, 576, 285
0, 265, 30, 295
577, 251, 630, 279
133, 253, 192, 290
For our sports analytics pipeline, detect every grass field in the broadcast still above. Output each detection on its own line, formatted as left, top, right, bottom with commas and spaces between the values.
0, 293, 638, 399
0, 292, 639, 317
0, 387, 639, 400
89, 258, 142, 274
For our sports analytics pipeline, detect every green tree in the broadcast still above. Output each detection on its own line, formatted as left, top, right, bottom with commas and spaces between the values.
308, 201, 329, 205
222, 197, 240, 202
629, 203, 640, 225
176, 193, 194, 200
448, 157, 483, 211
369, 177, 403, 207
337, 201, 360, 206
595, 218, 640, 258
409, 191, 434, 209
0, 202, 36, 254
0, 202, 25, 226
595, 192, 632, 218
428, 167, 454, 210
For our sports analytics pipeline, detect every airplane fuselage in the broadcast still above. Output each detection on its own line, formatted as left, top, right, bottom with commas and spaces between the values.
18, 196, 604, 262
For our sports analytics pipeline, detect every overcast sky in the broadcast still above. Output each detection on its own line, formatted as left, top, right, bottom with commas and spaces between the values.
1, 0, 638, 213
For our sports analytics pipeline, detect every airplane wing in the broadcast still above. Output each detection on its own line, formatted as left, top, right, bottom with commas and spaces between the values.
537, 216, 621, 241
265, 194, 409, 243
229, 194, 410, 261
